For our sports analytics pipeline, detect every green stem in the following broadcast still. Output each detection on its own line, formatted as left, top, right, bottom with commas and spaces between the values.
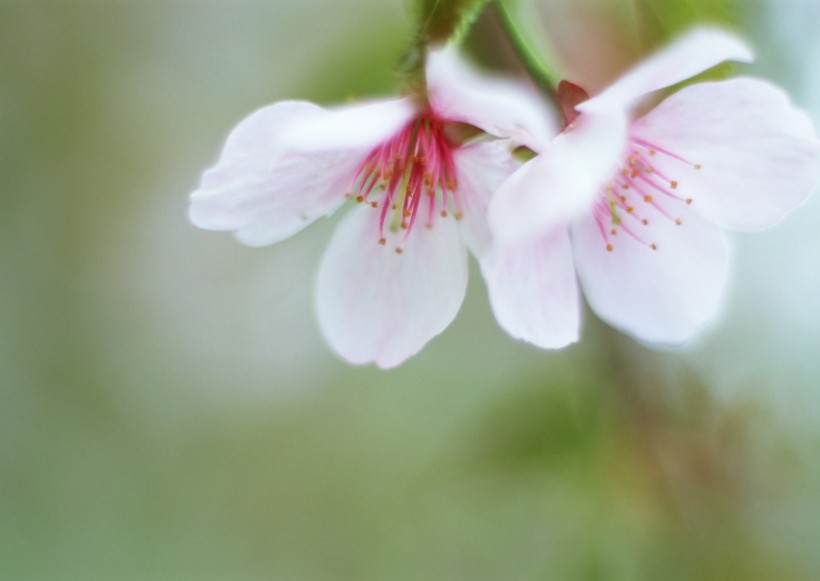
493, 0, 562, 102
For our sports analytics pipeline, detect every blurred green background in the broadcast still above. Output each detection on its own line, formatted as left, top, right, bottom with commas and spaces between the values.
1, 0, 819, 578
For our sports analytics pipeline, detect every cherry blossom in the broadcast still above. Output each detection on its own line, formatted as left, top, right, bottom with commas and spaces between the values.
489, 28, 820, 346
189, 48, 553, 368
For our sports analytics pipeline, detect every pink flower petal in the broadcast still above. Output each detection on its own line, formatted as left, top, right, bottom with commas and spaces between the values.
316, 206, 468, 368
451, 140, 521, 256
572, 201, 728, 345
580, 27, 753, 113
489, 110, 628, 244
481, 228, 580, 349
426, 45, 556, 150
190, 101, 360, 246
281, 98, 416, 152
631, 77, 820, 231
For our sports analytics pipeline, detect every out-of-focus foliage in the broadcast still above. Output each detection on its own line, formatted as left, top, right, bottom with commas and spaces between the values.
634, 0, 736, 38
1, 0, 819, 579
632, 0, 740, 84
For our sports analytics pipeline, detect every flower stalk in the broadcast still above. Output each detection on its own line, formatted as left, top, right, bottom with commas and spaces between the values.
493, 0, 562, 102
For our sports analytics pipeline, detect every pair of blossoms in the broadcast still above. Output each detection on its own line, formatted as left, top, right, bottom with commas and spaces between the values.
190, 28, 820, 369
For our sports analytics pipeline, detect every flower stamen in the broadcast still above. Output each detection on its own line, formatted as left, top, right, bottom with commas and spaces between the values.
351, 111, 459, 252
598, 136, 703, 252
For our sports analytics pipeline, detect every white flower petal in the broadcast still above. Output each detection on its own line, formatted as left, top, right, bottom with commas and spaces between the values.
572, 201, 728, 345
426, 45, 556, 150
481, 228, 580, 349
580, 27, 753, 113
316, 206, 468, 368
631, 77, 820, 231
282, 98, 416, 152
190, 101, 360, 246
451, 139, 521, 256
489, 110, 628, 244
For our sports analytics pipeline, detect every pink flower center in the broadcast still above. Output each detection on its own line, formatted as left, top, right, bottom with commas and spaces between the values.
593, 137, 701, 253
348, 110, 460, 254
